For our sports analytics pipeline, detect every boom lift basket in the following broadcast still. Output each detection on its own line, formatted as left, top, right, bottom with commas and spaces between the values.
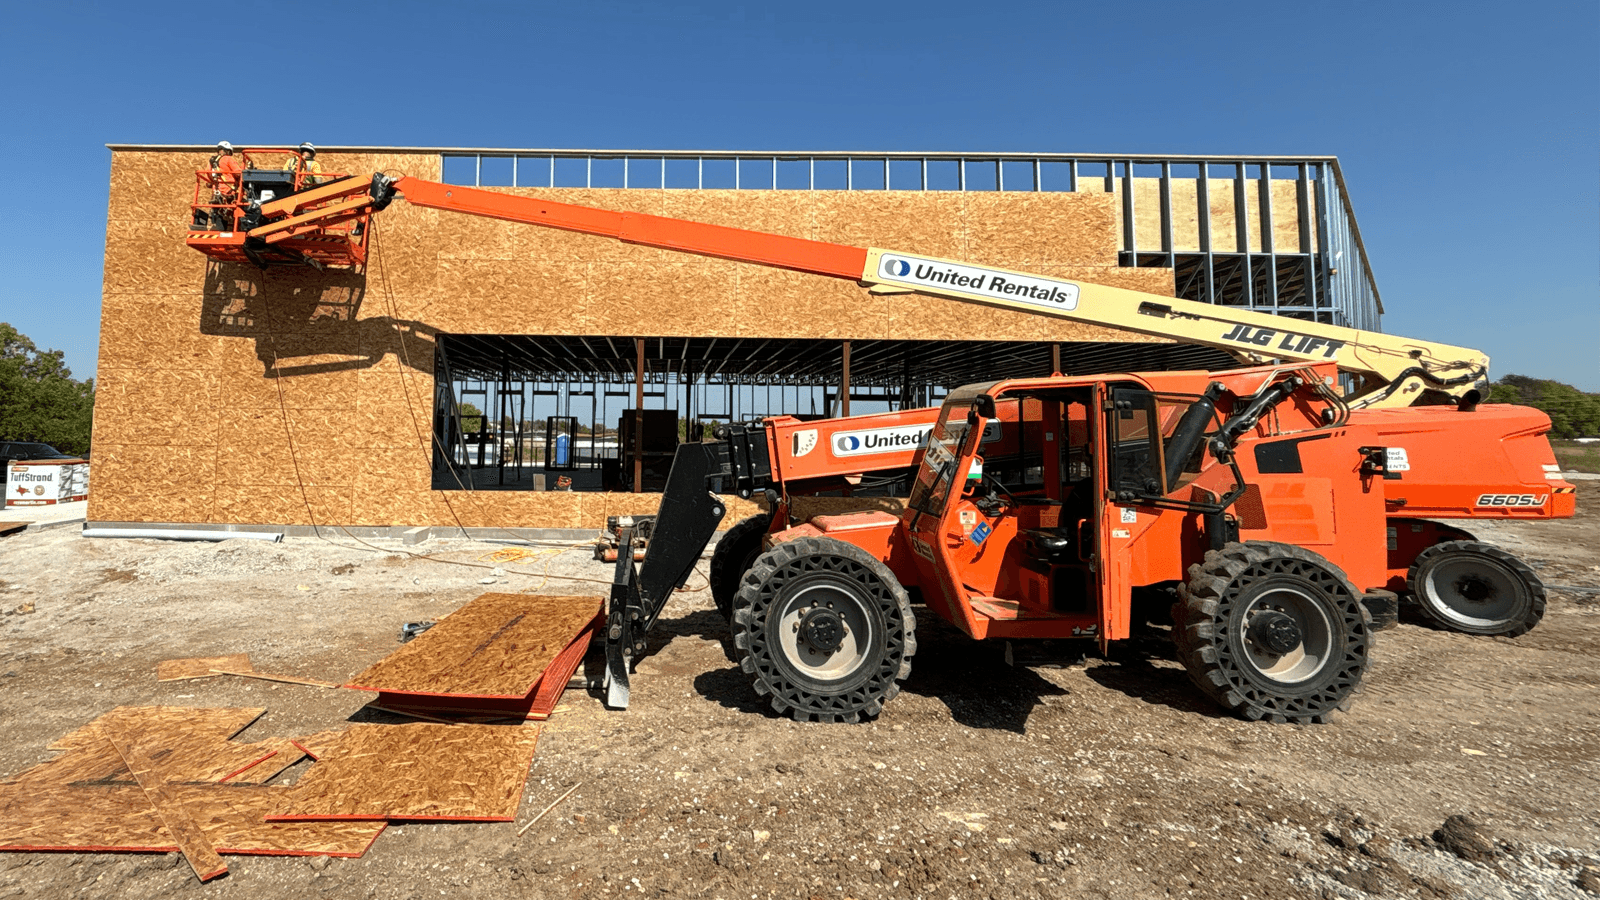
186, 148, 372, 269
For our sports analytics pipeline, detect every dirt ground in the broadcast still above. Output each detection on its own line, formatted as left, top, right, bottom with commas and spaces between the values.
2, 485, 1598, 900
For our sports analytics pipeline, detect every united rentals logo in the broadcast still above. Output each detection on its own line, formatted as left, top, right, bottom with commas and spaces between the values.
830, 423, 934, 458
876, 254, 1080, 312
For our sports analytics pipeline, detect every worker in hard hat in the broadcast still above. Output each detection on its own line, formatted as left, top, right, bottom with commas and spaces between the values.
283, 142, 323, 188
209, 141, 243, 230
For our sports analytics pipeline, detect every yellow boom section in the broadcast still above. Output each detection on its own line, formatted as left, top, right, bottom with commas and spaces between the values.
859, 248, 1487, 410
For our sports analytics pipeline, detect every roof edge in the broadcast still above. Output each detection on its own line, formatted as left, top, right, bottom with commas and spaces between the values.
105, 143, 1342, 162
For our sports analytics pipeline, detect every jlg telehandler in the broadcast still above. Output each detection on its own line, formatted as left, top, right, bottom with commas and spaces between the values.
186, 161, 1576, 723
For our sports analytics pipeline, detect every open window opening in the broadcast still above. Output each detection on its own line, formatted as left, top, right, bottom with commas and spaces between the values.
431, 335, 1237, 493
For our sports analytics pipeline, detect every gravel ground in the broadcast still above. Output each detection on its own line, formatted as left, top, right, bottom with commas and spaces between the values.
1, 484, 1597, 899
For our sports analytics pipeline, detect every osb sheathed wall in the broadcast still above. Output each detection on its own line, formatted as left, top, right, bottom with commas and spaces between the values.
91, 149, 1184, 530
1076, 177, 1316, 255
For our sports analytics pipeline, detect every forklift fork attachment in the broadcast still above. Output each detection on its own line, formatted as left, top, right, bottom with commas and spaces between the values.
602, 442, 737, 709
604, 528, 642, 709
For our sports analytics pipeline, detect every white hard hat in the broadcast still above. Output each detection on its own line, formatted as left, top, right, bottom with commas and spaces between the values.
299, 142, 316, 155
217, 141, 234, 151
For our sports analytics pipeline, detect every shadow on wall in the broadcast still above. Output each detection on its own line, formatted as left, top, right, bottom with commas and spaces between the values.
198, 260, 436, 376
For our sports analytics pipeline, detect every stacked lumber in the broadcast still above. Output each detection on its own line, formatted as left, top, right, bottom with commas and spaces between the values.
345, 593, 602, 722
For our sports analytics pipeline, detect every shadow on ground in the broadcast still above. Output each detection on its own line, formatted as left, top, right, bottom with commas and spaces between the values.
1081, 625, 1230, 719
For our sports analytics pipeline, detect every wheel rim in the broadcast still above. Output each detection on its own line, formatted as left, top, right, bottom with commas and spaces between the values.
1237, 582, 1335, 686
1421, 554, 1524, 630
768, 575, 878, 688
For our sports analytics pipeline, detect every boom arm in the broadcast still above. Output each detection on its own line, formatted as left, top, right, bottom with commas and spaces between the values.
252, 174, 1489, 410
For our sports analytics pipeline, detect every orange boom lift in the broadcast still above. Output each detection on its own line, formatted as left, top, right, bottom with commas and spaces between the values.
188, 167, 1575, 723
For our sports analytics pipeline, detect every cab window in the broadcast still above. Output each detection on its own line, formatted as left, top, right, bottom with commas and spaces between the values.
1107, 387, 1232, 503
909, 401, 975, 518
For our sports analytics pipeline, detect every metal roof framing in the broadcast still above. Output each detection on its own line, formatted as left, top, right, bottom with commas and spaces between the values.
437, 335, 1238, 391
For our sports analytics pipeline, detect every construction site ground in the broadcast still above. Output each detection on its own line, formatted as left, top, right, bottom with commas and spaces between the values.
2, 484, 1597, 900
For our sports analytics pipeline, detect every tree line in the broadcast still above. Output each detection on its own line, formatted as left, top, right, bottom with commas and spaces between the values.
0, 323, 95, 456
1488, 374, 1600, 439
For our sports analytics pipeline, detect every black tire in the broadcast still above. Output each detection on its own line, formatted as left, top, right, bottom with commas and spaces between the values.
1360, 590, 1401, 632
1407, 541, 1544, 637
1173, 541, 1372, 724
710, 513, 773, 622
732, 535, 916, 723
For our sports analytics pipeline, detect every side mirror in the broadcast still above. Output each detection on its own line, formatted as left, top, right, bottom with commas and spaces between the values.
974, 395, 997, 419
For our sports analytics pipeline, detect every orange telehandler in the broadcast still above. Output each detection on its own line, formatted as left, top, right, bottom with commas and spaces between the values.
187, 162, 1576, 723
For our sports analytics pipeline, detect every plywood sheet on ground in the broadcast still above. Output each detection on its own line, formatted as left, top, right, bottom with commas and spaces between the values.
267, 723, 540, 822
290, 730, 346, 761
157, 654, 253, 681
6, 736, 298, 788
0, 783, 384, 857
179, 785, 387, 856
345, 594, 602, 698
48, 706, 264, 752
371, 616, 598, 721
220, 741, 305, 784
105, 725, 227, 881
16, 708, 299, 787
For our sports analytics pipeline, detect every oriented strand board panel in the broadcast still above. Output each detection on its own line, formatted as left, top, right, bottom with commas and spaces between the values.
0, 783, 385, 857
0, 782, 170, 852
373, 615, 598, 721
49, 707, 264, 752
93, 147, 1175, 530
16, 708, 298, 788
177, 784, 386, 856
7, 737, 296, 788
290, 730, 346, 762
158, 654, 253, 681
105, 727, 227, 881
266, 723, 540, 822
345, 594, 602, 698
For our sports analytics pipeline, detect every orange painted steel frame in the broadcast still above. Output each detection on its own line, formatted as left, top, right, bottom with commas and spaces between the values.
390, 178, 869, 280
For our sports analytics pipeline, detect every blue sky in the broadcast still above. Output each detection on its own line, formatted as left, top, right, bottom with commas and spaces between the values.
1, 0, 1595, 389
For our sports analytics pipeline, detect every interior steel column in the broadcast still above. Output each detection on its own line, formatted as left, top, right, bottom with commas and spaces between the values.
633, 338, 645, 493
840, 341, 852, 417
1051, 343, 1062, 374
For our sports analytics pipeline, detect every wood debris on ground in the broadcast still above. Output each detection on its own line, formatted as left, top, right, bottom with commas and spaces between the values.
156, 654, 253, 682
0, 591, 601, 880
0, 708, 389, 878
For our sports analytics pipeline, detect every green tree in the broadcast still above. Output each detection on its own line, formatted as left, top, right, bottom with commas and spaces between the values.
1487, 374, 1600, 438
0, 323, 95, 456
457, 401, 484, 433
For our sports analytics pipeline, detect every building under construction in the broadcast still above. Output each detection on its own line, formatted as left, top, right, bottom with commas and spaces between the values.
90, 146, 1383, 535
